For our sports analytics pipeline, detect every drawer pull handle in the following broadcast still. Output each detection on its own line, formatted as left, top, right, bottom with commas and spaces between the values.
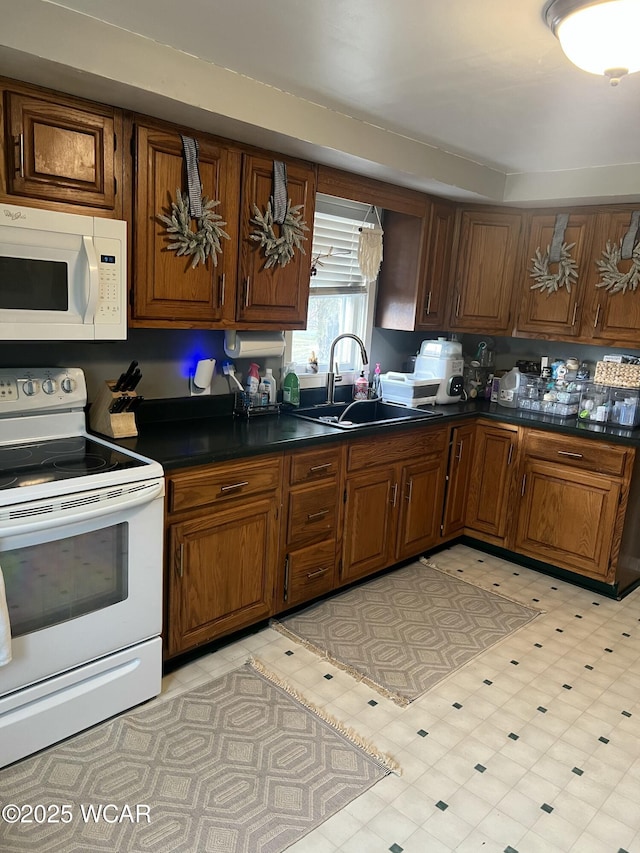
557, 450, 583, 459
244, 277, 251, 308
455, 292, 461, 318
425, 290, 432, 316
571, 302, 578, 326
391, 482, 398, 507
307, 567, 329, 579
456, 440, 464, 463
405, 478, 413, 503
521, 474, 527, 496
507, 443, 514, 466
307, 509, 329, 521
16, 134, 24, 177
220, 480, 250, 493
218, 273, 226, 307
309, 463, 331, 473
178, 543, 184, 579
594, 304, 601, 329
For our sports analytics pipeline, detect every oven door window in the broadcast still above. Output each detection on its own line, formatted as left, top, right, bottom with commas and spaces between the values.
2, 523, 128, 637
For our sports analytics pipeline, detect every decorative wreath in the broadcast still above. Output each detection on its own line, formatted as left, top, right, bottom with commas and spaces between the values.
158, 188, 229, 269
250, 199, 308, 269
529, 242, 578, 294
595, 240, 640, 294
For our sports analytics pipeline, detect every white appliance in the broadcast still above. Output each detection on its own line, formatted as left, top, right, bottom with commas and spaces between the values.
381, 338, 464, 406
0, 367, 164, 768
0, 203, 127, 340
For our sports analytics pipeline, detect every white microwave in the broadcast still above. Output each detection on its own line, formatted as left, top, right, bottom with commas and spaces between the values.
0, 203, 127, 341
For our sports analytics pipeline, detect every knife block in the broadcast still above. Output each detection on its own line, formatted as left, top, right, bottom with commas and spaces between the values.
89, 380, 139, 439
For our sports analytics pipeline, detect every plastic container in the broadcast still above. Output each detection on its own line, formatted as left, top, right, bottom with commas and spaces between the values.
497, 367, 523, 408
579, 384, 640, 428
379, 372, 441, 406
354, 371, 368, 400
264, 367, 277, 404
282, 364, 300, 407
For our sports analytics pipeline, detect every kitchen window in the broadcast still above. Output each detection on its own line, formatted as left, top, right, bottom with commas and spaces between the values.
285, 195, 379, 381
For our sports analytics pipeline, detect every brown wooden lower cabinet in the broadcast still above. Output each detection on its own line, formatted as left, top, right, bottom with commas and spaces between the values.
441, 422, 475, 538
465, 421, 519, 546
341, 426, 448, 584
513, 428, 633, 585
165, 454, 282, 657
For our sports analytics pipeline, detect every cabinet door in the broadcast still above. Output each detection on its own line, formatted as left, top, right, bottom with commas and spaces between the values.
419, 200, 456, 330
515, 212, 595, 339
4, 89, 120, 213
441, 423, 476, 538
341, 466, 395, 583
466, 423, 518, 545
450, 209, 522, 334
132, 123, 240, 325
515, 460, 620, 581
396, 457, 446, 560
375, 208, 429, 330
237, 153, 316, 327
583, 210, 640, 347
167, 496, 277, 656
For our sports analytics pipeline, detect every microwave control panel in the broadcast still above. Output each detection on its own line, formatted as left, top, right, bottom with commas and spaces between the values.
95, 237, 122, 326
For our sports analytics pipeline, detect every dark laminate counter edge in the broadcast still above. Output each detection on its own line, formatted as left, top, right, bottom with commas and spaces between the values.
102, 397, 640, 473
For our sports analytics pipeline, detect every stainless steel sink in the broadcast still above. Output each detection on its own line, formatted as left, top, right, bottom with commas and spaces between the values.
288, 398, 444, 430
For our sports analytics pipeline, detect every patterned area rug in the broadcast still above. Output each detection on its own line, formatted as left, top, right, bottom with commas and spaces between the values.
0, 660, 394, 853
273, 560, 540, 706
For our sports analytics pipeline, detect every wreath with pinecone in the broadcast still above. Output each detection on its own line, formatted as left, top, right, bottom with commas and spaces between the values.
249, 199, 308, 269
158, 188, 229, 269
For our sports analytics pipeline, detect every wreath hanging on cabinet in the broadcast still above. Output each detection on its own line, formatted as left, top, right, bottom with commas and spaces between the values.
249, 198, 308, 269
157, 188, 230, 269
529, 242, 579, 294
595, 240, 640, 294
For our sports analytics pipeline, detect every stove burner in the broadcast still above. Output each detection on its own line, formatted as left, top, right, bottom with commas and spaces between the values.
0, 447, 33, 464
42, 438, 86, 455
0, 474, 17, 489
50, 454, 109, 473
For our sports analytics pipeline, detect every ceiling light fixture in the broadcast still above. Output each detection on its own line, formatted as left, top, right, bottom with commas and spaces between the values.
544, 0, 640, 85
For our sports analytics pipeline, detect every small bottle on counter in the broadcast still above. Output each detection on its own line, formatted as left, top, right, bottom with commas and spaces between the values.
372, 363, 382, 398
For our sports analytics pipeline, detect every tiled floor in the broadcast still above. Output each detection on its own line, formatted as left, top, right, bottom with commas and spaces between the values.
161, 544, 640, 853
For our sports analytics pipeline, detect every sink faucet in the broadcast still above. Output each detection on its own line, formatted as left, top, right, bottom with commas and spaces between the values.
326, 333, 368, 403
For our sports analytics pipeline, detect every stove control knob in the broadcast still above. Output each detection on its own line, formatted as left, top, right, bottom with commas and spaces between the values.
61, 377, 76, 394
42, 378, 58, 395
22, 379, 39, 396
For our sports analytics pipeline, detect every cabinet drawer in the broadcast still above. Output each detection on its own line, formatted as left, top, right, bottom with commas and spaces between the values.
289, 446, 341, 485
285, 539, 336, 606
347, 425, 447, 471
287, 483, 339, 544
169, 455, 282, 513
524, 430, 630, 477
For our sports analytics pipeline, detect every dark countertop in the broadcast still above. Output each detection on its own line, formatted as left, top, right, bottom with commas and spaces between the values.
106, 394, 640, 473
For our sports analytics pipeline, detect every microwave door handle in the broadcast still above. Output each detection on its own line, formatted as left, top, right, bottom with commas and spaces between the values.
82, 235, 99, 324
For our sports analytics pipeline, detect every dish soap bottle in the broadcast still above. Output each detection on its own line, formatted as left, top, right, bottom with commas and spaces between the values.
282, 364, 300, 407
354, 370, 368, 400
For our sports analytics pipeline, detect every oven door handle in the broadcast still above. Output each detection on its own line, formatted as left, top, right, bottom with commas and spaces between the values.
0, 480, 164, 538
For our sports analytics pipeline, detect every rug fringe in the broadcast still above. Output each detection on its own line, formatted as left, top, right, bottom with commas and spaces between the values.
419, 556, 546, 614
249, 656, 402, 775
269, 620, 412, 708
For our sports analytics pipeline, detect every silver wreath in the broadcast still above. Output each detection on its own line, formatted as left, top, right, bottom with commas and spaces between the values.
157, 188, 229, 269
595, 240, 640, 294
249, 199, 308, 269
529, 242, 578, 294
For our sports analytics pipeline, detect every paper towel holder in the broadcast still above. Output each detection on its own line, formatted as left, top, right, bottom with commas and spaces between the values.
190, 358, 216, 396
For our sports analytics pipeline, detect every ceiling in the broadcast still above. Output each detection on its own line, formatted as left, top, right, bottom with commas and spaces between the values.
1, 0, 640, 206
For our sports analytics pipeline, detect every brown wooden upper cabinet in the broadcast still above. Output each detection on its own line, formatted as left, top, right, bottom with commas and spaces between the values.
237, 153, 316, 328
1, 83, 123, 216
448, 208, 523, 335
376, 198, 455, 331
513, 211, 596, 340
581, 208, 640, 347
131, 121, 241, 327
